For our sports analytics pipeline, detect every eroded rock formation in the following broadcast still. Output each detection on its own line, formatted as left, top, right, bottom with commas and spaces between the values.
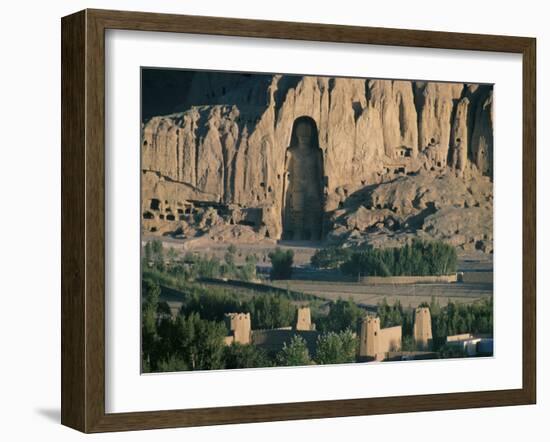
141, 73, 493, 251
329, 168, 493, 253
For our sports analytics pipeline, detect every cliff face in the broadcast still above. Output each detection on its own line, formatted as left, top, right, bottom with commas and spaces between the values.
141, 74, 493, 245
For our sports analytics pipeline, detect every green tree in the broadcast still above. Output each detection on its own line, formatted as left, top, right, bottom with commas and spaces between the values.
426, 297, 493, 352
378, 298, 404, 328
224, 245, 237, 268
237, 262, 257, 281
173, 313, 227, 371
401, 335, 416, 352
244, 295, 295, 329
268, 248, 294, 280
340, 239, 458, 277
245, 253, 258, 265
340, 248, 391, 277
238, 254, 259, 281
157, 301, 172, 319
144, 241, 153, 266
167, 246, 178, 263
318, 298, 363, 333
183, 252, 197, 264
310, 247, 352, 269
315, 330, 357, 364
193, 255, 222, 279
180, 287, 241, 322
142, 278, 161, 307
150, 239, 165, 271
277, 335, 312, 366
141, 303, 157, 368
141, 277, 162, 370
223, 343, 271, 369
157, 354, 189, 372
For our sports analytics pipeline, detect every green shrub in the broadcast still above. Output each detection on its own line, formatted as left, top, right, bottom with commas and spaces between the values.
223, 343, 271, 369
276, 335, 311, 366
315, 330, 357, 364
268, 248, 294, 280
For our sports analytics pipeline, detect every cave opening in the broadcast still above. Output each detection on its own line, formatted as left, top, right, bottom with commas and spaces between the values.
282, 116, 324, 241
150, 198, 160, 211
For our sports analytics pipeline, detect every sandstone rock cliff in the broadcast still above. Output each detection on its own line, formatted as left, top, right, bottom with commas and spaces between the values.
329, 168, 493, 253
141, 73, 493, 250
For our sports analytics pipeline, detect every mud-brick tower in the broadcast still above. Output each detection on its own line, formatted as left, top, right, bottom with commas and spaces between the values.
413, 307, 433, 351
295, 306, 313, 331
224, 313, 251, 344
359, 316, 381, 360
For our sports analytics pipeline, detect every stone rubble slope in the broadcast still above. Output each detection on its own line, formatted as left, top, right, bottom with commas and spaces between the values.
330, 168, 493, 252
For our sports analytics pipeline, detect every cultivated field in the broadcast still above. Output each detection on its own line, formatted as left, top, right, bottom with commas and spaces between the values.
269, 279, 492, 309
147, 236, 493, 310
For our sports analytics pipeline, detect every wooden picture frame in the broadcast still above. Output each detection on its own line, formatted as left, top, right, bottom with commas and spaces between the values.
61, 8, 536, 433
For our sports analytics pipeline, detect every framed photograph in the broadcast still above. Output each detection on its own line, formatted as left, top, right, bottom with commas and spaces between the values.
61, 9, 536, 433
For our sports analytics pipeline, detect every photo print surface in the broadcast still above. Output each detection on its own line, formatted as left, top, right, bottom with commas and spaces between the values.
140, 68, 494, 373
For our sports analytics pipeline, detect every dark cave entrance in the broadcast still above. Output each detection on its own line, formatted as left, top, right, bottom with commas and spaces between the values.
282, 116, 324, 241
